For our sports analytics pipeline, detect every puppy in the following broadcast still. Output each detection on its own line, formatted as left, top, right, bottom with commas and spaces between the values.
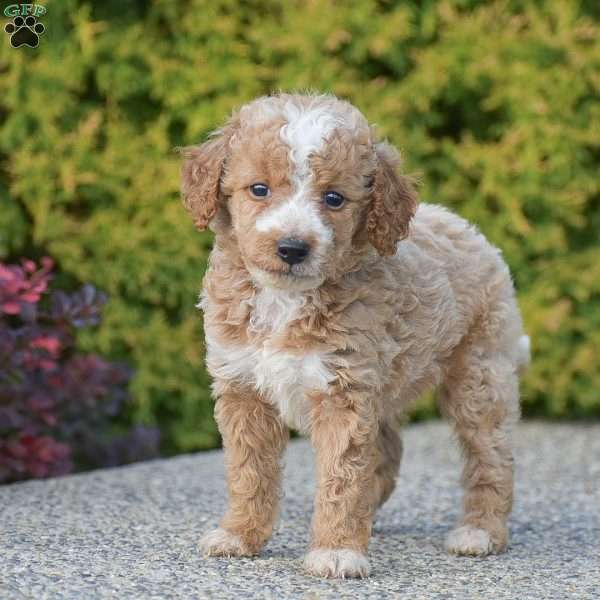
181, 93, 529, 578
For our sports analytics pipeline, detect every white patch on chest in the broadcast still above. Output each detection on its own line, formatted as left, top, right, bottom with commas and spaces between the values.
204, 288, 334, 432
248, 288, 306, 333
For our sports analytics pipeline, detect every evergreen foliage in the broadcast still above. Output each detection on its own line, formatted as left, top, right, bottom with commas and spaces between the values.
1, 0, 598, 452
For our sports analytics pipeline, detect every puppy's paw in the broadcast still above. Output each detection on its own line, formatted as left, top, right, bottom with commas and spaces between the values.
445, 525, 494, 557
199, 527, 253, 557
304, 548, 370, 579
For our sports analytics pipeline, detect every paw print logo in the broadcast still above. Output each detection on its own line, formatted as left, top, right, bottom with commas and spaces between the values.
4, 15, 45, 48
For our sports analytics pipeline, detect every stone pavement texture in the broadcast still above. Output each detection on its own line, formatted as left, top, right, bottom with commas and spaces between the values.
2, 422, 599, 599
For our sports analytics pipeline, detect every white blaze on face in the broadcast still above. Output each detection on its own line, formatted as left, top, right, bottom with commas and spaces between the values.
254, 99, 339, 250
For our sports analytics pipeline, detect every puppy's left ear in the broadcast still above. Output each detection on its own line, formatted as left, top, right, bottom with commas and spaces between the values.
367, 141, 417, 256
180, 117, 238, 232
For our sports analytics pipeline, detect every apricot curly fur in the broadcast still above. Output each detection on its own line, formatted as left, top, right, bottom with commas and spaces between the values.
367, 142, 418, 256
184, 93, 529, 578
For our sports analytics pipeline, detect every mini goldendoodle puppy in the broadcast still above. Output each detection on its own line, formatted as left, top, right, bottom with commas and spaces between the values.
181, 93, 530, 579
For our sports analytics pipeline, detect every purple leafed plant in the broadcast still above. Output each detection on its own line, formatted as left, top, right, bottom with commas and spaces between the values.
0, 258, 160, 484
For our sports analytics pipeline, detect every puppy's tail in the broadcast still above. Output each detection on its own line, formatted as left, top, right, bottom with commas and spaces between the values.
516, 335, 531, 374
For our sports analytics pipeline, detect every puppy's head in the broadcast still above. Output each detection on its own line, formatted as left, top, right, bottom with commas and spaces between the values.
182, 94, 416, 290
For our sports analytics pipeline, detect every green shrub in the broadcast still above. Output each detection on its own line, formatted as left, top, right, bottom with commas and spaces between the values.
1, 0, 598, 453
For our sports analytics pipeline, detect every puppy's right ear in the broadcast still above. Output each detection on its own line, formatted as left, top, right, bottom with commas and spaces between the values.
180, 118, 237, 231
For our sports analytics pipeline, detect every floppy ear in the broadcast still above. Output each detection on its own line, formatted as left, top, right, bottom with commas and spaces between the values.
367, 141, 417, 256
180, 119, 237, 231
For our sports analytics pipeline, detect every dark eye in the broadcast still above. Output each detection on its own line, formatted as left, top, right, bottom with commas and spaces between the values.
323, 191, 345, 210
249, 183, 270, 199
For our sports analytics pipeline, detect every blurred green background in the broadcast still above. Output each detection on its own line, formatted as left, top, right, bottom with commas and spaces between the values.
1, 0, 599, 455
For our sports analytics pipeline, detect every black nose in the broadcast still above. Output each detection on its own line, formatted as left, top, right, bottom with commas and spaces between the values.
277, 238, 310, 265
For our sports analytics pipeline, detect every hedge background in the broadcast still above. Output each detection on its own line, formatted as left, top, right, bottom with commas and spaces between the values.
1, 0, 598, 455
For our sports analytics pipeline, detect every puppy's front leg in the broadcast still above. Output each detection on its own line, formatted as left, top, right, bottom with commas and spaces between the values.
305, 391, 378, 578
200, 382, 288, 557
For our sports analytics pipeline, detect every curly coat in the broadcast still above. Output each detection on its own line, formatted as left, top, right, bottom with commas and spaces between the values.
181, 93, 529, 579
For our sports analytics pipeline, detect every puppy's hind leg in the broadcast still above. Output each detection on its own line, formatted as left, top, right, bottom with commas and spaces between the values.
372, 420, 403, 510
440, 342, 520, 557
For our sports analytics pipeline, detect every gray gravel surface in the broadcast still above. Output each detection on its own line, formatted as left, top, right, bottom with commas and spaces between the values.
1, 421, 599, 599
